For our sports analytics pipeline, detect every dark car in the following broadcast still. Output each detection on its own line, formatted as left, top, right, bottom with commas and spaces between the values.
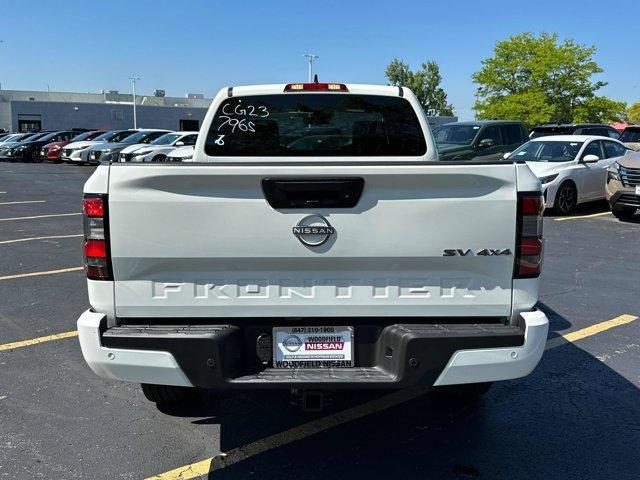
5, 131, 79, 162
0, 132, 50, 159
618, 125, 640, 151
433, 120, 529, 161
529, 123, 620, 139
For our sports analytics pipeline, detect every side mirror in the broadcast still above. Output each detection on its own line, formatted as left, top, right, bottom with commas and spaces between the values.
502, 152, 511, 160
582, 154, 600, 163
477, 138, 495, 149
175, 141, 185, 147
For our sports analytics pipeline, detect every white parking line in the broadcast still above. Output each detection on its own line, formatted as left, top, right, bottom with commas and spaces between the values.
0, 212, 81, 222
0, 234, 83, 245
0, 200, 46, 206
147, 313, 639, 480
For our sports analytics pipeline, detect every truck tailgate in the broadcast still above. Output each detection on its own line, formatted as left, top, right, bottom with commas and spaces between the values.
107, 164, 517, 318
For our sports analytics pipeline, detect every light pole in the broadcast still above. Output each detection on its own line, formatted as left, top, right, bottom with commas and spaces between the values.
303, 54, 319, 82
0, 40, 4, 91
129, 76, 140, 128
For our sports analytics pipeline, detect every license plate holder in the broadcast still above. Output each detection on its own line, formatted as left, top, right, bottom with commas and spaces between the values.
273, 326, 354, 368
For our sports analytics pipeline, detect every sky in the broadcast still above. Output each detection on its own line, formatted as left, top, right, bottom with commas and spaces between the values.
1, 0, 639, 120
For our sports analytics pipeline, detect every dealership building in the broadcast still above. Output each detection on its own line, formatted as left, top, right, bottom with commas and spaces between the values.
0, 89, 211, 133
0, 88, 456, 134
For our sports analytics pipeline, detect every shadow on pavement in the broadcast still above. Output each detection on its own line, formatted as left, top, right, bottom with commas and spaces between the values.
153, 306, 640, 480
538, 301, 572, 336
545, 199, 609, 218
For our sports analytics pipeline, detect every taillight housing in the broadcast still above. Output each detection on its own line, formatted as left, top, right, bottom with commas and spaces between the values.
82, 194, 112, 280
514, 192, 544, 278
284, 83, 348, 92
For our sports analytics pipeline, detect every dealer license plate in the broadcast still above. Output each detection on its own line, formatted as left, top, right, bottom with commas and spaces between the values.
273, 326, 354, 368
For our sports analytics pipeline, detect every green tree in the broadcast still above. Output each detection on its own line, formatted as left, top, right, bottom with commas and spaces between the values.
472, 32, 626, 125
386, 59, 454, 116
628, 102, 640, 124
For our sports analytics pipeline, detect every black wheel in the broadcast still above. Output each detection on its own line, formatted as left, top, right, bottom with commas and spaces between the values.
152, 154, 167, 162
141, 383, 200, 405
554, 182, 577, 215
611, 206, 637, 220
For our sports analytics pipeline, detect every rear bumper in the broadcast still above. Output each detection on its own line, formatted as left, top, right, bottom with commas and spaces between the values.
77, 310, 548, 389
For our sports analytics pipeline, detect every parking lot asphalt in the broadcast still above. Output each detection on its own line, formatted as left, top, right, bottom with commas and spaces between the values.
1, 162, 639, 480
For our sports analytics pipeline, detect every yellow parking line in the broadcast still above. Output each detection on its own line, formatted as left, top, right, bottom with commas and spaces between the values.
0, 212, 81, 222
147, 387, 431, 480
147, 313, 639, 480
554, 212, 611, 221
0, 200, 46, 206
0, 234, 83, 245
545, 314, 638, 350
0, 330, 78, 352
0, 266, 83, 281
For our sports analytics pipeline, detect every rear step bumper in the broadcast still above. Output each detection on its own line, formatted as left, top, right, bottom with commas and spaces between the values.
77, 310, 548, 389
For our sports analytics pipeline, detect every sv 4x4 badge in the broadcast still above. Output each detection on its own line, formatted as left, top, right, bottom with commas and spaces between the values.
443, 248, 512, 256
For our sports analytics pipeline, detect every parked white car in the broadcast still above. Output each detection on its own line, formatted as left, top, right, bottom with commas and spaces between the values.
507, 135, 631, 214
63, 130, 137, 164
166, 145, 195, 162
118, 132, 198, 162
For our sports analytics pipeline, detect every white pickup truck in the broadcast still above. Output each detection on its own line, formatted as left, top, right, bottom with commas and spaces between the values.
77, 82, 548, 407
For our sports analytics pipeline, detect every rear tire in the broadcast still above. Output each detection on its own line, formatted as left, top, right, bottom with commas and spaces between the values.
152, 154, 167, 162
611, 206, 637, 220
141, 383, 200, 405
554, 182, 577, 215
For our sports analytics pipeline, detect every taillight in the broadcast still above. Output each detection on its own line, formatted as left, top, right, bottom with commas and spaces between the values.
82, 194, 112, 280
514, 192, 544, 278
284, 83, 348, 92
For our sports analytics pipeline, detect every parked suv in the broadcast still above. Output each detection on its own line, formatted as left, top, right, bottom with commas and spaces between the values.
434, 120, 529, 161
618, 126, 640, 151
606, 150, 640, 219
530, 124, 620, 139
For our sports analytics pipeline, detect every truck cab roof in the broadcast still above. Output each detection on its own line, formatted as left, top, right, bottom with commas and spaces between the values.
226, 83, 403, 97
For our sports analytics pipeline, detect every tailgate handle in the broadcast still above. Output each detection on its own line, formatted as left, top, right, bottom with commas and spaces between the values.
262, 178, 364, 209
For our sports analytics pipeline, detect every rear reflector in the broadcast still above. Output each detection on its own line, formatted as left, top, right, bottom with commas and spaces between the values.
284, 83, 348, 92
83, 197, 104, 217
83, 194, 112, 280
514, 192, 544, 279
84, 240, 106, 258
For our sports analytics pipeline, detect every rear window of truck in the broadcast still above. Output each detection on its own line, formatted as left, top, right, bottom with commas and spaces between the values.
205, 94, 426, 157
